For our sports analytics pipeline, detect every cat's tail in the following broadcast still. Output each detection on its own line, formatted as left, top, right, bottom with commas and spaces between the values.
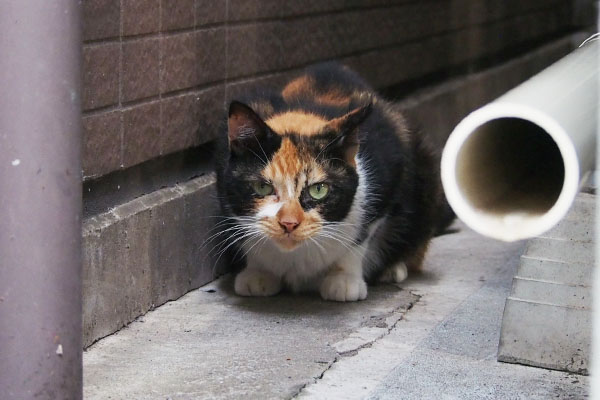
434, 198, 456, 236
409, 120, 456, 237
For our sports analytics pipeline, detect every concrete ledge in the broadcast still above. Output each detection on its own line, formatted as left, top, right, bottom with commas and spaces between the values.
498, 193, 594, 375
82, 174, 221, 347
498, 300, 590, 374
518, 257, 592, 287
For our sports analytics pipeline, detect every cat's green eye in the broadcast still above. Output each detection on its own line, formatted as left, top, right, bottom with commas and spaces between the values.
308, 183, 329, 200
251, 181, 274, 196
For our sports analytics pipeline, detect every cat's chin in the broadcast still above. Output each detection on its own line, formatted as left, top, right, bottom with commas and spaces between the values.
271, 235, 303, 252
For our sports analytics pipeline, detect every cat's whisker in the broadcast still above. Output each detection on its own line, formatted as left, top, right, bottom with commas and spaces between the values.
315, 134, 343, 162
203, 218, 258, 236
320, 220, 358, 230
246, 147, 269, 168
255, 235, 270, 255
307, 236, 326, 253
209, 215, 258, 223
320, 223, 357, 233
319, 227, 359, 244
207, 225, 261, 255
240, 234, 269, 259
202, 220, 257, 245
209, 216, 259, 230
213, 229, 263, 265
252, 134, 270, 167
315, 231, 360, 254
317, 228, 363, 250
209, 216, 258, 227
231, 232, 263, 262
203, 227, 246, 253
203, 224, 251, 245
207, 232, 248, 258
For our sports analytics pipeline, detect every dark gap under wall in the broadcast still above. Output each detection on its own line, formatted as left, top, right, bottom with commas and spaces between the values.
83, 144, 215, 218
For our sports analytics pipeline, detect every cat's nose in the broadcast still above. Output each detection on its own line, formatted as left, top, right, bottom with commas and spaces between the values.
279, 219, 299, 233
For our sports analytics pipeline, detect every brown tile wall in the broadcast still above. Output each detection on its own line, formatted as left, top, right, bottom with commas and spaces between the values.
82, 0, 578, 179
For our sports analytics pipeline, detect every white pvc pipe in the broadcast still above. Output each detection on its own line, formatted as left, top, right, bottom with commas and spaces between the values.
441, 41, 598, 242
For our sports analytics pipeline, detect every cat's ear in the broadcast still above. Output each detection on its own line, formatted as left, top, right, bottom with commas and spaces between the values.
325, 102, 372, 166
327, 102, 373, 134
228, 101, 270, 155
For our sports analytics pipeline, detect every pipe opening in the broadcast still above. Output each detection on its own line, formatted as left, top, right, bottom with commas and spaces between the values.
455, 118, 565, 215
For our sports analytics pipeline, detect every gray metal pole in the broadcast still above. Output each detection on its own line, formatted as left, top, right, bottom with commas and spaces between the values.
0, 1, 82, 399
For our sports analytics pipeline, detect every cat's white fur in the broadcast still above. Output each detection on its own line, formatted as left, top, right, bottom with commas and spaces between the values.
256, 202, 284, 218
234, 160, 406, 301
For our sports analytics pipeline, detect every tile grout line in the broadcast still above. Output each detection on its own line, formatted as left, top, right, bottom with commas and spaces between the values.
224, 0, 230, 108
118, 0, 124, 169
82, 0, 561, 47
82, 11, 572, 117
158, 0, 164, 156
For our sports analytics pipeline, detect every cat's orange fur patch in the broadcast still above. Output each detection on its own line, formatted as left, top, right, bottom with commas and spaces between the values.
405, 242, 430, 271
281, 75, 313, 100
282, 75, 351, 107
261, 137, 328, 200
266, 112, 329, 136
315, 90, 351, 107
263, 138, 304, 178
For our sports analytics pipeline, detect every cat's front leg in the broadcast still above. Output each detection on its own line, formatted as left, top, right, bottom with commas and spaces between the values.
234, 266, 282, 297
320, 248, 367, 302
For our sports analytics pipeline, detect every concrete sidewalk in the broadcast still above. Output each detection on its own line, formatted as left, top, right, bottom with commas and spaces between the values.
83, 221, 588, 399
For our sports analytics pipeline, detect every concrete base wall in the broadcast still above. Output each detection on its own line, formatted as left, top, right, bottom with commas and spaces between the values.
498, 194, 595, 375
82, 174, 223, 347
81, 35, 579, 348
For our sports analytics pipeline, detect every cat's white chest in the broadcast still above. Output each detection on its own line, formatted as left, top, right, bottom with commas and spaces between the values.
245, 234, 350, 290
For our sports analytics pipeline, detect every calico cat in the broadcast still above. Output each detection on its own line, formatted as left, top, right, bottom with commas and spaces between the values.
215, 63, 452, 302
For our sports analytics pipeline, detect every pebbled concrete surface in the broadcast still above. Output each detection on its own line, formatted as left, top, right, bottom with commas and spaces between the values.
364, 248, 588, 400
83, 276, 419, 399
83, 221, 589, 399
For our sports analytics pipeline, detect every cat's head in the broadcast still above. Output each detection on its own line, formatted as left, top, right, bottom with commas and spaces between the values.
222, 100, 372, 251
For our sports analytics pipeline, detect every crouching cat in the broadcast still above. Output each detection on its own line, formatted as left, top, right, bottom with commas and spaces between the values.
215, 63, 452, 302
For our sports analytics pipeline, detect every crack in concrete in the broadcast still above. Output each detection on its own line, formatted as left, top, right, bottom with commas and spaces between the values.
290, 290, 422, 399
288, 355, 340, 400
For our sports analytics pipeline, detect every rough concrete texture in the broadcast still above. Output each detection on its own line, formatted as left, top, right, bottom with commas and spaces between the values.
84, 278, 419, 399
361, 255, 588, 400
498, 193, 594, 375
82, 174, 223, 347
83, 221, 588, 399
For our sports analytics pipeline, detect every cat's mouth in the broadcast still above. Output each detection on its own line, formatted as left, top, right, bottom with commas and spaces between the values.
273, 232, 303, 251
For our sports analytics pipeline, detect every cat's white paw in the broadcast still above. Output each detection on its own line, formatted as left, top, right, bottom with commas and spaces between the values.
235, 268, 282, 297
320, 272, 367, 302
379, 262, 408, 283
